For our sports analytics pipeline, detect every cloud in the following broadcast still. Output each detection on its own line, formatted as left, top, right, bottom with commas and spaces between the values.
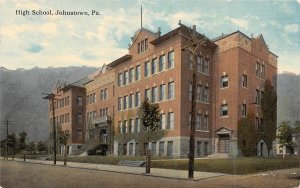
27, 44, 44, 53
225, 16, 249, 30
284, 24, 299, 33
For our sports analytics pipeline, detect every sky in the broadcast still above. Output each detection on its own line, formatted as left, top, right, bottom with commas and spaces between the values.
0, 0, 299, 73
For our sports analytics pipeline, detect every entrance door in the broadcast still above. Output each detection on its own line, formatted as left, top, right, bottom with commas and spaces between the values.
218, 134, 230, 153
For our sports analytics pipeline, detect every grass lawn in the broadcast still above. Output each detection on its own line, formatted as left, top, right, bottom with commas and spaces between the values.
12, 154, 300, 174
152, 157, 300, 174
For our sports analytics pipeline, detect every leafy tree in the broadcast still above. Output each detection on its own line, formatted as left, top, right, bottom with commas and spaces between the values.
7, 133, 17, 160
0, 139, 6, 158
277, 121, 293, 147
58, 130, 70, 165
261, 79, 277, 156
140, 98, 160, 173
26, 141, 36, 154
293, 120, 300, 134
37, 141, 48, 154
237, 112, 258, 156
18, 132, 27, 150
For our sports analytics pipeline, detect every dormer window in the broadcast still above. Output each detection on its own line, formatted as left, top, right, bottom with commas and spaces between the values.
138, 38, 148, 54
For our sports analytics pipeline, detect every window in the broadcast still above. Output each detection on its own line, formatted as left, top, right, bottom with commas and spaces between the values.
123, 96, 128, 110
137, 42, 140, 54
167, 112, 174, 129
204, 58, 209, 74
129, 68, 134, 83
203, 87, 209, 103
135, 65, 141, 81
256, 89, 260, 105
189, 53, 194, 70
129, 119, 133, 133
159, 114, 166, 129
77, 96, 82, 106
118, 73, 123, 87
159, 142, 164, 156
129, 94, 133, 108
242, 74, 247, 87
220, 104, 228, 116
188, 83, 192, 100
197, 85, 201, 101
152, 87, 158, 103
203, 115, 208, 131
255, 117, 260, 131
256, 62, 260, 77
221, 75, 229, 88
168, 51, 174, 69
260, 118, 264, 132
141, 40, 144, 52
261, 91, 264, 105
92, 93, 96, 103
196, 114, 201, 130
100, 109, 103, 117
241, 104, 247, 117
144, 62, 150, 77
151, 142, 156, 155
159, 84, 165, 101
151, 58, 157, 75
123, 121, 127, 133
135, 118, 140, 132
145, 89, 151, 101
135, 92, 140, 107
261, 64, 265, 79
167, 141, 173, 156
168, 81, 174, 99
123, 71, 128, 85
145, 38, 148, 51
100, 88, 108, 100
77, 113, 82, 123
197, 55, 202, 72
118, 97, 122, 111
197, 142, 202, 156
159, 55, 165, 72
188, 112, 192, 127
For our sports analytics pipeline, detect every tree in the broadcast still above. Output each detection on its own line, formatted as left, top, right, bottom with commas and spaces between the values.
7, 133, 17, 160
261, 79, 277, 156
0, 139, 6, 158
26, 141, 36, 154
18, 132, 28, 160
293, 121, 300, 134
37, 141, 48, 154
140, 98, 160, 173
277, 121, 293, 147
237, 112, 258, 156
58, 130, 70, 165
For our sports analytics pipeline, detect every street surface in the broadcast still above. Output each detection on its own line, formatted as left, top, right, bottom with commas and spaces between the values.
0, 160, 299, 188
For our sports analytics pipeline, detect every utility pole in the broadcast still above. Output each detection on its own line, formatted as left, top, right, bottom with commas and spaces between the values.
181, 23, 206, 179
1, 120, 13, 160
43, 93, 59, 165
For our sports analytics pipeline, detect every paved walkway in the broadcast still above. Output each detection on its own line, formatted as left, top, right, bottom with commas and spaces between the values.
3, 158, 226, 181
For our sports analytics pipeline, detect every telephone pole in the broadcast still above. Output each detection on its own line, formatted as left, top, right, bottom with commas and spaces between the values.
181, 23, 207, 179
1, 120, 13, 159
43, 93, 59, 165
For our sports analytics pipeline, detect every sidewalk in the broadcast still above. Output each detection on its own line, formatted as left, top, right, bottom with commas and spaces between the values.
3, 158, 226, 181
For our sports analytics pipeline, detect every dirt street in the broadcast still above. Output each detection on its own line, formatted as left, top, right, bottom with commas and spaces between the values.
0, 160, 299, 188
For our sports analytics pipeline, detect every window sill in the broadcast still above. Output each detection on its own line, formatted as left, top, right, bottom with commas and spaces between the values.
220, 87, 229, 90
195, 130, 210, 132
220, 115, 229, 118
